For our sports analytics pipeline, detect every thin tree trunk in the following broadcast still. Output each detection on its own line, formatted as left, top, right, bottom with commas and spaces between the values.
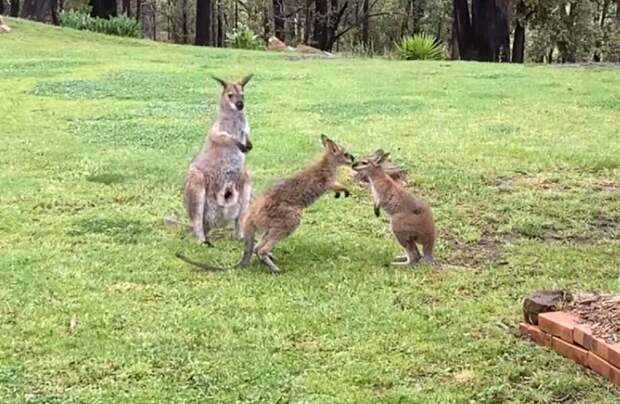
10, 0, 19, 16
122, 0, 130, 16
0, 0, 5, 15
217, 0, 223, 46
195, 0, 212, 45
512, 20, 525, 63
182, 0, 188, 43
361, 0, 368, 48
273, 0, 285, 40
616, 0, 620, 25
136, 0, 141, 20
303, 0, 312, 43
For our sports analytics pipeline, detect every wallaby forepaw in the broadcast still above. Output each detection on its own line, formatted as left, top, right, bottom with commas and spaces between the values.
334, 192, 341, 199
374, 206, 380, 217
246, 140, 253, 151
344, 189, 350, 197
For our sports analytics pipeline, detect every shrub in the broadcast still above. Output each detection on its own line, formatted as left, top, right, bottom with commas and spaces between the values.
395, 33, 443, 61
225, 26, 264, 50
61, 10, 143, 38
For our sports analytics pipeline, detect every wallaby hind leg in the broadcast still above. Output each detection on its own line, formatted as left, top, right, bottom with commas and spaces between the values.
422, 240, 436, 266
184, 170, 208, 244
255, 227, 295, 274
392, 243, 420, 267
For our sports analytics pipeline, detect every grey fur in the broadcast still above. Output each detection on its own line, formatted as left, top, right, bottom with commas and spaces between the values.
183, 77, 253, 245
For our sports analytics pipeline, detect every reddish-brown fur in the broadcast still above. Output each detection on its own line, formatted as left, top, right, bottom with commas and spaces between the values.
352, 150, 436, 266
176, 135, 354, 273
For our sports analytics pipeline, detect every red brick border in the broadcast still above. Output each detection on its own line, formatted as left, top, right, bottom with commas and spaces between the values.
520, 313, 620, 387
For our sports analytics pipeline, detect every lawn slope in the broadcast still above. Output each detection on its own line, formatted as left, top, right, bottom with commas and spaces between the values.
1, 18, 619, 403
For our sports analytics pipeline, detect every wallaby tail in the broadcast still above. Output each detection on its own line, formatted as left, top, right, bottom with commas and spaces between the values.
175, 252, 227, 272
163, 214, 192, 233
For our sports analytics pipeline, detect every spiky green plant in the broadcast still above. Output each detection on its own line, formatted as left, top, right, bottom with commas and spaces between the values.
225, 25, 265, 50
395, 33, 443, 60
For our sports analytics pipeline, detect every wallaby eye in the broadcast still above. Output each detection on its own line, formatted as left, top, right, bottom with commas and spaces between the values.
227, 93, 233, 99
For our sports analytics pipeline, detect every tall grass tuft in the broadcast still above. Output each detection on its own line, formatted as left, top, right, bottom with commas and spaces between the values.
61, 10, 143, 38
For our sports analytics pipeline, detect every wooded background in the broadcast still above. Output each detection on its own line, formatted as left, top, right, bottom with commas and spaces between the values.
3, 0, 620, 62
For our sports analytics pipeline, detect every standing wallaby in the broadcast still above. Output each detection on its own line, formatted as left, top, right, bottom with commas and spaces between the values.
352, 150, 436, 266
183, 74, 253, 245
176, 134, 355, 273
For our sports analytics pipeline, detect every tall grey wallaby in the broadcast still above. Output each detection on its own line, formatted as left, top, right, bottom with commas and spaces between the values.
181, 74, 254, 245
352, 150, 437, 266
176, 135, 355, 273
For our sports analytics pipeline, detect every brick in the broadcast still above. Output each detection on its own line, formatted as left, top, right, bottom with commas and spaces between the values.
591, 338, 620, 369
519, 322, 552, 347
587, 353, 620, 386
552, 337, 589, 366
538, 312, 580, 343
573, 324, 594, 350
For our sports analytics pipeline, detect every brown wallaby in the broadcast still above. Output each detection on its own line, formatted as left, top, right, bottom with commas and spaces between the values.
176, 134, 355, 273
352, 150, 436, 266
181, 74, 253, 245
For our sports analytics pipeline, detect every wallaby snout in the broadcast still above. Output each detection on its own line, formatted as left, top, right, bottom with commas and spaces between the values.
235, 100, 244, 111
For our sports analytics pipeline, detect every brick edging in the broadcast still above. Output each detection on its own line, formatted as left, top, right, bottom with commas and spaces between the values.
519, 312, 620, 386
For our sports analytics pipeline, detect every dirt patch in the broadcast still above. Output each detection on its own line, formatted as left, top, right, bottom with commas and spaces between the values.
441, 231, 513, 267
570, 294, 620, 343
487, 172, 619, 193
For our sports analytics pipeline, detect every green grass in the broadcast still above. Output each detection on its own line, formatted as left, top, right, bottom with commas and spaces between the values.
1, 18, 620, 403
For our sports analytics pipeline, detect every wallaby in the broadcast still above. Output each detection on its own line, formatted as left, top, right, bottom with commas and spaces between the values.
352, 149, 436, 266
176, 134, 355, 273
181, 74, 253, 246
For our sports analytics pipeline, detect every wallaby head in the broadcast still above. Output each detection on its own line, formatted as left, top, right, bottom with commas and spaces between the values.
352, 149, 390, 175
321, 134, 355, 166
212, 74, 253, 112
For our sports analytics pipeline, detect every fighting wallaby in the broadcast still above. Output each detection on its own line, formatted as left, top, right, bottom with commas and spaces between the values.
352, 150, 436, 266
176, 135, 355, 273
183, 74, 253, 245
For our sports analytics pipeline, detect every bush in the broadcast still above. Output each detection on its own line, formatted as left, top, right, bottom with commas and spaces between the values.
395, 33, 443, 61
61, 10, 142, 38
225, 26, 264, 50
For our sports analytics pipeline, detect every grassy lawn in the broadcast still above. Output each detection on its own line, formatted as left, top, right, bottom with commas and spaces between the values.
1, 18, 620, 403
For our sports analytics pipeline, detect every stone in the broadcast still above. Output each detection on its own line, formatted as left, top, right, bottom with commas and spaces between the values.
267, 36, 287, 51
522, 290, 573, 325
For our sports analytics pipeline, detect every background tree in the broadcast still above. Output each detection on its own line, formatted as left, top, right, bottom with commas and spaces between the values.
195, 0, 212, 44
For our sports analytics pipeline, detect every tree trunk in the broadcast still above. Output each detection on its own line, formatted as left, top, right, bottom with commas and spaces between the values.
136, 0, 141, 20
195, 0, 212, 45
217, 1, 223, 46
512, 20, 525, 63
273, 0, 285, 40
0, 0, 4, 15
361, 0, 368, 48
21, 0, 58, 23
10, 0, 19, 16
181, 0, 188, 43
616, 0, 620, 25
90, 0, 117, 18
303, 0, 312, 43
453, 0, 473, 60
121, 0, 130, 16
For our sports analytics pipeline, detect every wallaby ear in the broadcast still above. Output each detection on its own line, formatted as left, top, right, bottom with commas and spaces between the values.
211, 75, 228, 87
239, 74, 253, 87
320, 134, 330, 148
377, 152, 390, 164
